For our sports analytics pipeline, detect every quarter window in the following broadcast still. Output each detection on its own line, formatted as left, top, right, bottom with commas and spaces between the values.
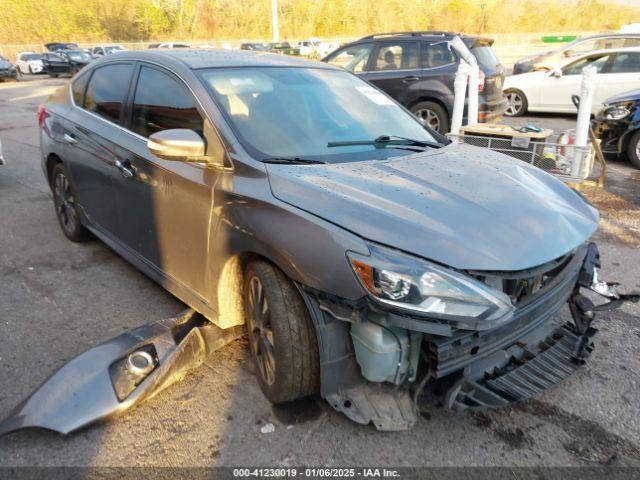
373, 42, 419, 71
325, 44, 373, 73
83, 64, 134, 124
71, 72, 90, 105
422, 42, 456, 68
130, 66, 204, 138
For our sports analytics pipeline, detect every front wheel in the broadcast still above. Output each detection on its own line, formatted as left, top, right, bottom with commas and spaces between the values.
244, 260, 320, 404
411, 101, 449, 134
626, 130, 640, 170
505, 89, 528, 117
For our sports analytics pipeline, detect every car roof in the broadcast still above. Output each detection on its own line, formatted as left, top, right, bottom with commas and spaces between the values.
574, 33, 640, 41
356, 31, 492, 43
573, 46, 640, 57
102, 48, 338, 70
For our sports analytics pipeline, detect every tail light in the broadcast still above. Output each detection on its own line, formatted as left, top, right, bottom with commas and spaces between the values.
37, 104, 51, 136
467, 69, 485, 93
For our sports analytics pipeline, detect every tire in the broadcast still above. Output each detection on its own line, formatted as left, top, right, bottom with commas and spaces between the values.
626, 130, 640, 170
244, 260, 320, 404
51, 163, 90, 242
505, 89, 528, 117
410, 101, 450, 134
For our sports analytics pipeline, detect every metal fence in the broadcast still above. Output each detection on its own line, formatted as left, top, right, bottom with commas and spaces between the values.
448, 134, 595, 183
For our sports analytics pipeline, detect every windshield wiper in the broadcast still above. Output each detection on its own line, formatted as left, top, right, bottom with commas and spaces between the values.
327, 135, 444, 150
262, 157, 326, 165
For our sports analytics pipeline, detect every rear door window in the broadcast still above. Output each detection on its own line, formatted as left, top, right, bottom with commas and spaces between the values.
325, 43, 373, 73
71, 72, 90, 105
83, 63, 134, 124
609, 52, 640, 73
130, 65, 204, 138
372, 42, 419, 71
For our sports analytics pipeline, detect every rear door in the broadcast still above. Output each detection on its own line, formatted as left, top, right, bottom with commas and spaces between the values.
112, 63, 225, 298
595, 52, 640, 111
360, 41, 421, 106
62, 63, 134, 235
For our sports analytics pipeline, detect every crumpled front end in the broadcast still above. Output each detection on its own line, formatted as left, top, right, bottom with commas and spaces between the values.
299, 242, 638, 431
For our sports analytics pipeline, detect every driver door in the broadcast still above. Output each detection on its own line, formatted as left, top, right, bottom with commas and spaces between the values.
113, 63, 226, 299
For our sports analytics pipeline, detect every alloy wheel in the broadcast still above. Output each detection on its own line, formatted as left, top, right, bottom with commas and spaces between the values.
247, 275, 276, 385
53, 172, 78, 234
506, 92, 523, 116
414, 108, 441, 132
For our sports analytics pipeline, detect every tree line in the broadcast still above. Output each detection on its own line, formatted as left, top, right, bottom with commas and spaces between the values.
1, 0, 638, 44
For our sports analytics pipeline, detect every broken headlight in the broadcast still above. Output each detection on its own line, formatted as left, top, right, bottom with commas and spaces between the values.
347, 243, 515, 330
602, 102, 633, 121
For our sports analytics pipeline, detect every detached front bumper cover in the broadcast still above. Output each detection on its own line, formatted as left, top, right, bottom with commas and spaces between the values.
0, 310, 243, 437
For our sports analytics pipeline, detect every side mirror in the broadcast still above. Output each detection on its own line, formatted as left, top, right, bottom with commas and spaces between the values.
147, 129, 205, 161
551, 69, 563, 78
563, 50, 572, 57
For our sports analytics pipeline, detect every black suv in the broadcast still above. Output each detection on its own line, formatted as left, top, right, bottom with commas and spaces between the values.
323, 31, 507, 133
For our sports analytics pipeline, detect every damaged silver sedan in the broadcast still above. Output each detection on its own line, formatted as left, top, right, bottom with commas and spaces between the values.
3, 49, 637, 435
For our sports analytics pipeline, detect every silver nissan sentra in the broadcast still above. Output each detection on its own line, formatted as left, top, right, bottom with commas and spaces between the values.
36, 49, 630, 430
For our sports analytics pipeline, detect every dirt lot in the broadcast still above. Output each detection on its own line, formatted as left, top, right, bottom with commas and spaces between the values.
1, 76, 639, 468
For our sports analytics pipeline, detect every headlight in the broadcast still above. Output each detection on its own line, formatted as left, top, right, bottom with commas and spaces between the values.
603, 102, 633, 121
347, 243, 515, 330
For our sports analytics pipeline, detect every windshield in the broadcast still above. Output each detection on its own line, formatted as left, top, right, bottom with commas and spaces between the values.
105, 46, 123, 53
198, 67, 437, 163
24, 54, 42, 61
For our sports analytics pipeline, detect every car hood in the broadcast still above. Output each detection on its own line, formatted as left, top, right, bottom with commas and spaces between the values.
266, 143, 599, 271
604, 89, 640, 104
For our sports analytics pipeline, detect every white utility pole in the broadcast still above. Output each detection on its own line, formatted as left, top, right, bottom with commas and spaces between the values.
272, 0, 279, 42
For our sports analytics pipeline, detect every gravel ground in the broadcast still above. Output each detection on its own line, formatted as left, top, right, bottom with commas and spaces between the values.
0, 76, 639, 468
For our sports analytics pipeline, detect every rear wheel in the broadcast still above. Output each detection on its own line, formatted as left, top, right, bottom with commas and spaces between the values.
626, 131, 640, 170
244, 260, 319, 404
51, 163, 90, 242
505, 89, 527, 117
411, 101, 449, 134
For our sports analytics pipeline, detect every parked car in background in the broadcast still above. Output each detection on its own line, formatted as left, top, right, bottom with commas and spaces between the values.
268, 42, 300, 55
0, 55, 18, 82
296, 38, 335, 58
593, 89, 640, 169
37, 49, 621, 431
91, 45, 126, 57
45, 42, 79, 52
16, 52, 44, 74
60, 50, 93, 75
240, 42, 270, 51
41, 53, 69, 77
513, 33, 640, 74
504, 47, 640, 116
323, 31, 506, 133
156, 42, 190, 49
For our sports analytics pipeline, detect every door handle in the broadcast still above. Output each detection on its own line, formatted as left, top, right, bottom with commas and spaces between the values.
63, 133, 78, 145
402, 75, 420, 83
114, 159, 135, 178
